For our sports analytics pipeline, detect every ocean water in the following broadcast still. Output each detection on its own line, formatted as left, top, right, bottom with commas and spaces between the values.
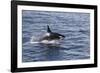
22, 10, 90, 62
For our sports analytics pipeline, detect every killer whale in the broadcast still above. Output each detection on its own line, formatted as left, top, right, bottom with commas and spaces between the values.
39, 25, 65, 44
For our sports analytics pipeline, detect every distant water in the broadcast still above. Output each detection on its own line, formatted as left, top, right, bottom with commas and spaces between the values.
22, 10, 90, 62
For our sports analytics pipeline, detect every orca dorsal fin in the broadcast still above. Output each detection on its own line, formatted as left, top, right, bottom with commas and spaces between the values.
47, 25, 52, 33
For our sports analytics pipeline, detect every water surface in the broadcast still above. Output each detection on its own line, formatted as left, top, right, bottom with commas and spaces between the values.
22, 10, 90, 62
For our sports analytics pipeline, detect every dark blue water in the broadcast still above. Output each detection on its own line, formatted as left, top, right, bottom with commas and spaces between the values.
22, 10, 90, 62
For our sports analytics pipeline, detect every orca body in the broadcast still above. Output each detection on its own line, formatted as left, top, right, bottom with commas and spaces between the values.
39, 25, 65, 44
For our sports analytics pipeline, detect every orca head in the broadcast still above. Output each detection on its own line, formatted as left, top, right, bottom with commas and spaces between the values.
60, 34, 65, 38
47, 25, 52, 33
58, 33, 65, 39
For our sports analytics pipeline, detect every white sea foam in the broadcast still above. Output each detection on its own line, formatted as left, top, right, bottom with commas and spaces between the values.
30, 36, 40, 44
40, 40, 60, 44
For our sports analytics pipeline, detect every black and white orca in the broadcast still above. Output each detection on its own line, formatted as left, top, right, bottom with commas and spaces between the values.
39, 25, 65, 44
